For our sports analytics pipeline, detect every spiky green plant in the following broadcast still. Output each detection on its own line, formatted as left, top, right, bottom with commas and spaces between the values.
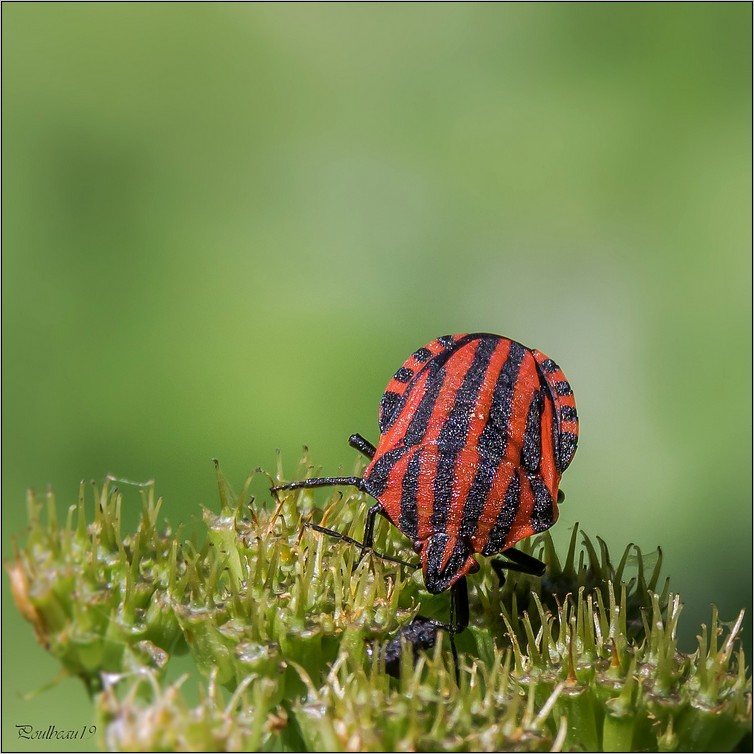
7, 454, 751, 751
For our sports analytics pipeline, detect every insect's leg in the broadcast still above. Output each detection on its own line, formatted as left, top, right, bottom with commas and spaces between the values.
271, 476, 365, 492
449, 576, 469, 633
348, 433, 376, 460
501, 547, 546, 577
303, 522, 418, 570
354, 502, 384, 567
448, 577, 469, 683
491, 559, 508, 587
363, 503, 388, 550
492, 549, 546, 587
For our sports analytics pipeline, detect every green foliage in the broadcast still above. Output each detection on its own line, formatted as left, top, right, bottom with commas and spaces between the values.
7, 457, 751, 751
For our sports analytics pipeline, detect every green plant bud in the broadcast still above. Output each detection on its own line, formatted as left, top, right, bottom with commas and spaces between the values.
277, 620, 324, 683
555, 683, 601, 752
7, 560, 50, 644
235, 641, 282, 677
174, 605, 236, 687
602, 710, 637, 753
122, 641, 169, 675
143, 590, 182, 651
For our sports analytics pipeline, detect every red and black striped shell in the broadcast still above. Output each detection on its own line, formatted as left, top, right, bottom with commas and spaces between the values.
362, 333, 578, 594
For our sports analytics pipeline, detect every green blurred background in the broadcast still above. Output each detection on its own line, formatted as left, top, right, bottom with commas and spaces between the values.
3, 4, 750, 750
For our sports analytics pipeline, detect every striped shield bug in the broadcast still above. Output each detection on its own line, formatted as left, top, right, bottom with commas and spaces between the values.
272, 333, 578, 647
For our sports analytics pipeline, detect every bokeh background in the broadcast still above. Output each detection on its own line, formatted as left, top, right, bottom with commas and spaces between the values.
3, 4, 750, 750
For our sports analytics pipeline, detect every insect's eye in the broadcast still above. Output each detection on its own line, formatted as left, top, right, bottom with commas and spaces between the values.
557, 489, 566, 504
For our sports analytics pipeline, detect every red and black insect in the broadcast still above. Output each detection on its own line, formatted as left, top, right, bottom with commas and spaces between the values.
272, 333, 578, 641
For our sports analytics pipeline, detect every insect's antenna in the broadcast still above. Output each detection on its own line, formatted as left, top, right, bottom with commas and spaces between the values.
348, 433, 376, 460
271, 476, 366, 493
303, 521, 419, 571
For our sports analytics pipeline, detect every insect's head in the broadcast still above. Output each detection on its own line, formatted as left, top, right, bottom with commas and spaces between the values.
419, 533, 479, 594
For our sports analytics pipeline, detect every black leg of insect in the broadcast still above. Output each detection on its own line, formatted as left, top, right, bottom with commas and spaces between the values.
491, 548, 546, 587
447, 577, 469, 681
449, 576, 470, 632
270, 463, 413, 569
302, 521, 417, 569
